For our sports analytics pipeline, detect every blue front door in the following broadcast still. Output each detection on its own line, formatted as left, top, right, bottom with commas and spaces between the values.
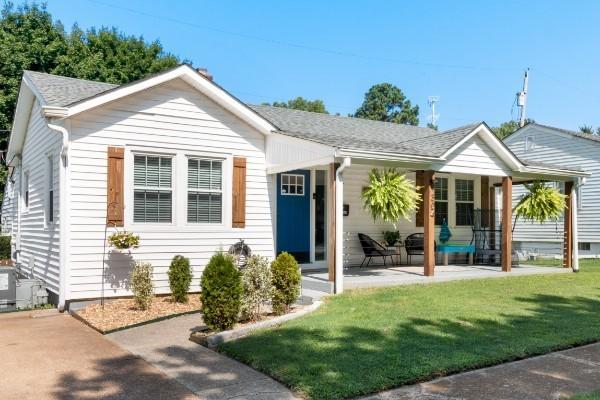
276, 170, 311, 263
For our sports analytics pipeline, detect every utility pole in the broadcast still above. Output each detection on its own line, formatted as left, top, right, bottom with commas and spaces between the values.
517, 68, 529, 127
427, 96, 440, 128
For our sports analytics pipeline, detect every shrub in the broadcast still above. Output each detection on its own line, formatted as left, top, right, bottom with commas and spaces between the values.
130, 261, 154, 310
200, 252, 242, 331
108, 231, 140, 250
240, 255, 272, 321
0, 236, 11, 259
168, 255, 192, 303
271, 252, 301, 315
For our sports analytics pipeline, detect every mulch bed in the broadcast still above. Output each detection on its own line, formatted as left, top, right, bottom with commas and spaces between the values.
74, 295, 201, 333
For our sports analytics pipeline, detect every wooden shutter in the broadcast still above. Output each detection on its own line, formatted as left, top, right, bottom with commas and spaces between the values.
107, 147, 125, 226
415, 170, 425, 227
232, 157, 247, 228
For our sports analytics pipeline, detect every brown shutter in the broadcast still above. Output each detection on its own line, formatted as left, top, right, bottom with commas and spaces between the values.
415, 170, 425, 227
106, 147, 125, 227
232, 157, 247, 228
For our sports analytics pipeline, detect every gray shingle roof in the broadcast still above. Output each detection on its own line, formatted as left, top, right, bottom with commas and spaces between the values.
250, 104, 480, 157
23, 70, 117, 107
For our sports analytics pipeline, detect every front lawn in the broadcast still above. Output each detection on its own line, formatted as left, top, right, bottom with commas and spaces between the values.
220, 261, 600, 399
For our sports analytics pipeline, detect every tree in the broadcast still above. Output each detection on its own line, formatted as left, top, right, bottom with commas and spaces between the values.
265, 97, 328, 114
579, 125, 600, 135
354, 83, 419, 125
427, 123, 438, 131
491, 119, 534, 139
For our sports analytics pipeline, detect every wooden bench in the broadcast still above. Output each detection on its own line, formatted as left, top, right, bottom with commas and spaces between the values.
437, 243, 476, 265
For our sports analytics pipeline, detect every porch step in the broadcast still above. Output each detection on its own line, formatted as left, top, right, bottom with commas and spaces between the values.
301, 274, 333, 294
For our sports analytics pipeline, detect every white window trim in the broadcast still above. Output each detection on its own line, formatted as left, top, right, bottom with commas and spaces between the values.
124, 146, 232, 232
434, 176, 449, 226
281, 173, 305, 196
455, 178, 475, 226
131, 151, 175, 226
186, 156, 225, 225
23, 170, 29, 212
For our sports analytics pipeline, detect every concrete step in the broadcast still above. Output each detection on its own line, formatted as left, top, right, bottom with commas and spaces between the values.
301, 275, 333, 294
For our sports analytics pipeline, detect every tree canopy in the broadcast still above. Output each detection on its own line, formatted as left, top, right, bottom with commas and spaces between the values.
579, 125, 600, 135
0, 2, 181, 132
265, 97, 328, 114
354, 83, 419, 125
491, 119, 534, 139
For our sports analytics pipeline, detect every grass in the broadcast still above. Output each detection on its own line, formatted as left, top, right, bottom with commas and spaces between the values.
220, 260, 600, 399
571, 391, 600, 400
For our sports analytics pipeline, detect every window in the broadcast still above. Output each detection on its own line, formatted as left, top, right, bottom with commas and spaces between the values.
187, 158, 223, 223
525, 136, 536, 152
23, 172, 29, 209
578, 242, 591, 251
47, 156, 54, 223
455, 179, 474, 226
434, 177, 448, 225
133, 154, 172, 223
281, 174, 304, 195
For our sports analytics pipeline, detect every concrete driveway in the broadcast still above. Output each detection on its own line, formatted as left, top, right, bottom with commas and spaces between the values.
0, 310, 198, 400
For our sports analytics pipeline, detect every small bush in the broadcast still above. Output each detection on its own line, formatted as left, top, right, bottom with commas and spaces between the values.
130, 261, 154, 310
200, 252, 242, 331
168, 255, 192, 303
240, 255, 272, 321
271, 252, 301, 315
0, 236, 10, 259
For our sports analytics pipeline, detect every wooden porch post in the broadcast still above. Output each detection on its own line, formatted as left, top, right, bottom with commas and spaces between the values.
563, 181, 573, 269
423, 170, 435, 276
327, 163, 336, 285
501, 176, 513, 272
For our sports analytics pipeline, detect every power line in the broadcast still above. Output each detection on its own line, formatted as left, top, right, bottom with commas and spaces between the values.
83, 0, 520, 72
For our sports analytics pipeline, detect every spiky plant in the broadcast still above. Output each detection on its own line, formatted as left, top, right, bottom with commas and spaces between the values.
514, 181, 567, 227
361, 168, 421, 226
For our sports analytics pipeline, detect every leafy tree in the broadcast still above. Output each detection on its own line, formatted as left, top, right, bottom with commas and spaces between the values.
427, 123, 438, 131
491, 119, 534, 139
579, 125, 600, 135
265, 97, 328, 114
354, 83, 419, 125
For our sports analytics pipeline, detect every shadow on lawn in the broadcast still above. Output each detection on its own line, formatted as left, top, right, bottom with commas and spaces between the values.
52, 354, 196, 400
221, 293, 600, 400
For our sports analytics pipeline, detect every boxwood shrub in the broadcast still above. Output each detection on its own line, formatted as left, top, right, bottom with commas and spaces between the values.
200, 252, 242, 331
271, 252, 301, 315
0, 236, 10, 259
168, 255, 192, 303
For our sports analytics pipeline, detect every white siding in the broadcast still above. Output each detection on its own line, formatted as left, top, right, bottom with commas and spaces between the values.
435, 137, 511, 177
506, 126, 600, 251
2, 175, 16, 237
342, 164, 481, 266
17, 102, 62, 294
68, 79, 274, 300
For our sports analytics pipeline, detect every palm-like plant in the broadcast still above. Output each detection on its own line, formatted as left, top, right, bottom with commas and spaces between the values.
513, 181, 566, 230
361, 168, 421, 227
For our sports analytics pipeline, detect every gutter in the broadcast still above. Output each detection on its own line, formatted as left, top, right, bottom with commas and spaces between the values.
47, 122, 70, 311
336, 148, 441, 163
41, 106, 69, 119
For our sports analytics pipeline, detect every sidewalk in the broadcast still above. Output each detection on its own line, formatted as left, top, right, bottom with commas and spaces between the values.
361, 342, 600, 400
107, 313, 299, 400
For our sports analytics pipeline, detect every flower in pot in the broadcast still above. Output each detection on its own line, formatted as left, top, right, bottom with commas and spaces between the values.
383, 230, 401, 247
108, 231, 140, 250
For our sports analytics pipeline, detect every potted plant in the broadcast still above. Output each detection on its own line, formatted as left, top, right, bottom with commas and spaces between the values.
383, 230, 401, 247
108, 231, 140, 250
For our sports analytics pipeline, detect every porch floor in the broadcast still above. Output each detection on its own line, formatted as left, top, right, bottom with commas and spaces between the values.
302, 264, 571, 294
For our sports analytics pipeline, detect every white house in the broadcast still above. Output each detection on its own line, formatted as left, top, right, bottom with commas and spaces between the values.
505, 123, 598, 258
2, 65, 587, 310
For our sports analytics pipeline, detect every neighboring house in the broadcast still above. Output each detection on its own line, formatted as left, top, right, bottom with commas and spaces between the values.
505, 123, 597, 258
3, 65, 587, 309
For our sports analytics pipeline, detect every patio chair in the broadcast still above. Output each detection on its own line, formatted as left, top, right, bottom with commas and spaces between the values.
357, 233, 399, 268
404, 233, 436, 265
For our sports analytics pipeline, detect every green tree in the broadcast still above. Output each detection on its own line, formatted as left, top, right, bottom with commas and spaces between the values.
579, 125, 600, 135
427, 123, 438, 131
265, 97, 328, 114
354, 83, 419, 125
491, 119, 534, 139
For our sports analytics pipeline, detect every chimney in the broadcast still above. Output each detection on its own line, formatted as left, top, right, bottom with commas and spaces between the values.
196, 67, 213, 81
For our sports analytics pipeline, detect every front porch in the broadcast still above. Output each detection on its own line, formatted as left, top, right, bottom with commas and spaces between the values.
302, 263, 570, 294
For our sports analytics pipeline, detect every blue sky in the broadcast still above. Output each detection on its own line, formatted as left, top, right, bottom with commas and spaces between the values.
31, 0, 600, 130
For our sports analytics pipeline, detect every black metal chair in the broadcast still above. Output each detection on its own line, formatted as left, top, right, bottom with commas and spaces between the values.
404, 233, 437, 265
357, 233, 399, 268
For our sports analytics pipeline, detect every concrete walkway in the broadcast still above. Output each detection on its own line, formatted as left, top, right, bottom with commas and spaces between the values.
361, 342, 600, 400
107, 313, 299, 400
0, 310, 198, 400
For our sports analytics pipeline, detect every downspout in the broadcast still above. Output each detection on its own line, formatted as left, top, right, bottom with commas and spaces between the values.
47, 122, 70, 311
14, 155, 22, 267
334, 157, 351, 294
571, 177, 586, 272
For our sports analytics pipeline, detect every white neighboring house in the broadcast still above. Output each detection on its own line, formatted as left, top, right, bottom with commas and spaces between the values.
505, 123, 597, 258
3, 65, 587, 310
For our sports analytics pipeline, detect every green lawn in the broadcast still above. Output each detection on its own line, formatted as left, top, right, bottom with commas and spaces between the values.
220, 260, 600, 400
571, 391, 600, 400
